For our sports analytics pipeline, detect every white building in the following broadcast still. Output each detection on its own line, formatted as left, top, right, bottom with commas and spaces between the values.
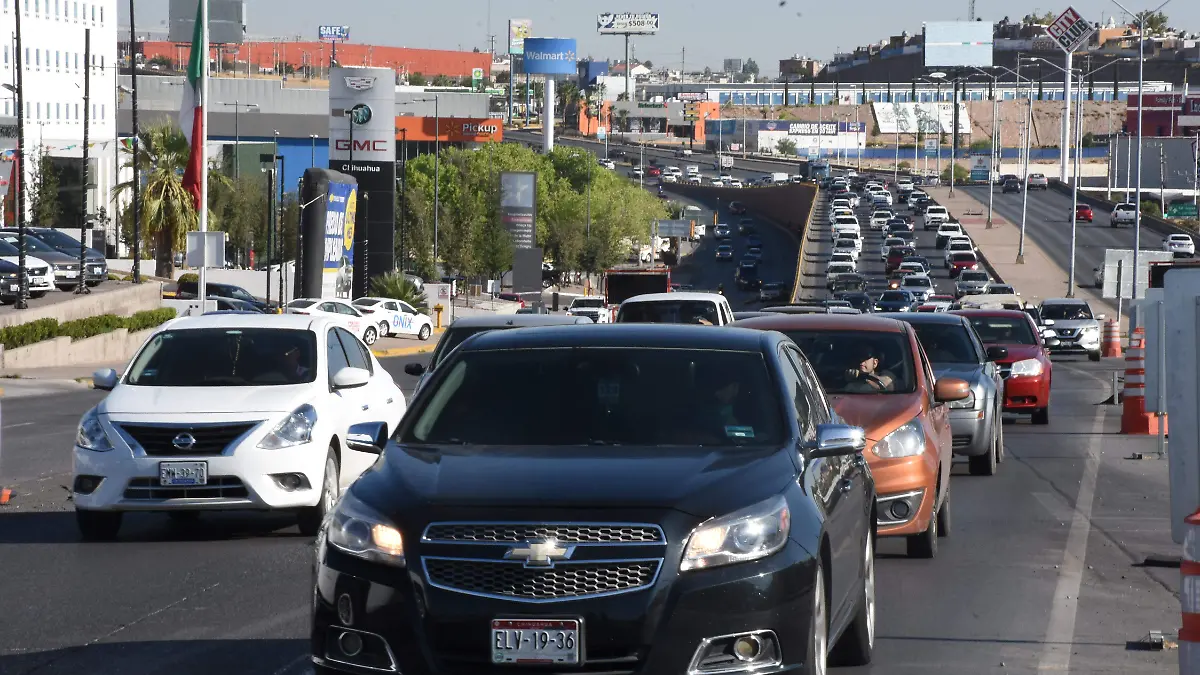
0, 0, 118, 246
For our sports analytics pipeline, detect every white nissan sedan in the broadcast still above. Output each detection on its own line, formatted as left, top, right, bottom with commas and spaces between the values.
71, 313, 406, 541
351, 296, 435, 340
285, 298, 380, 345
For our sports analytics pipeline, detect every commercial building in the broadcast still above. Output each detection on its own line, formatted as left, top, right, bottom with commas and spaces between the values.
779, 56, 822, 81
1127, 94, 1200, 137
0, 0, 118, 237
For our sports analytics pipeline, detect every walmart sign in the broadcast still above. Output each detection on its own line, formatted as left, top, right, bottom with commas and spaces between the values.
522, 38, 578, 75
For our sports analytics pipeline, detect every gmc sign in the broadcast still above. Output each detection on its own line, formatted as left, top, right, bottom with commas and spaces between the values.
334, 139, 391, 152
462, 122, 499, 135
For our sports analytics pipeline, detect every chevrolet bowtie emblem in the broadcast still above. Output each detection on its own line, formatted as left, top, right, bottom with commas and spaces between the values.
505, 540, 574, 567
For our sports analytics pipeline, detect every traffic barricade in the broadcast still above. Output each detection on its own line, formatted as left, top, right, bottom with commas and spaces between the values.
1102, 318, 1122, 358
1181, 508, 1200, 672
1122, 327, 1165, 435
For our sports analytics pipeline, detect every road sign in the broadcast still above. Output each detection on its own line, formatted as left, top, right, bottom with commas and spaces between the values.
597, 126, 607, 141
969, 154, 992, 182
1167, 203, 1200, 219
654, 219, 692, 238
1102, 248, 1173, 299
924, 138, 938, 158
1048, 7, 1096, 54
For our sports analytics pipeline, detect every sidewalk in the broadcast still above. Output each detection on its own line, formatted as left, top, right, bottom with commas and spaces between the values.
925, 186, 1121, 326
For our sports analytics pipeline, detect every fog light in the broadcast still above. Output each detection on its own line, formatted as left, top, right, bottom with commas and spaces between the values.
337, 593, 354, 626
271, 473, 311, 491
338, 631, 363, 657
890, 500, 911, 520
732, 635, 762, 662
73, 475, 103, 495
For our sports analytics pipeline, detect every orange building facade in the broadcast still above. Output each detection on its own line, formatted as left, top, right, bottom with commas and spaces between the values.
578, 100, 720, 142
139, 40, 491, 79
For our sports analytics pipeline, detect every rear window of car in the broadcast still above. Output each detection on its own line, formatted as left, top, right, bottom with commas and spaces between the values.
952, 253, 978, 262
905, 277, 932, 287
782, 330, 916, 395
908, 322, 981, 364
618, 300, 721, 325
287, 299, 317, 309
404, 347, 785, 446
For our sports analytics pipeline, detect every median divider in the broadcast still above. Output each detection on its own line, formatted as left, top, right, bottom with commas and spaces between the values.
793, 188, 820, 301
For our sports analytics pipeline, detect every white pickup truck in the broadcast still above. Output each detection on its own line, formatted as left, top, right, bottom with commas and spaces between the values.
1111, 202, 1137, 227
567, 296, 610, 323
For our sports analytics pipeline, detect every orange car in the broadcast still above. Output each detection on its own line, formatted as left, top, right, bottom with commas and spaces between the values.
734, 314, 970, 558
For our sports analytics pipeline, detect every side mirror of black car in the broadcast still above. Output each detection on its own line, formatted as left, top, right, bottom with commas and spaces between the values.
985, 346, 1009, 362
806, 423, 867, 459
346, 422, 389, 455
404, 362, 426, 376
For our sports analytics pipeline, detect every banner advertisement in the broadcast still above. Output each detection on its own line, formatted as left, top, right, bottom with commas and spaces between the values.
872, 102, 971, 135
500, 172, 537, 250
969, 154, 992, 182
924, 21, 994, 68
597, 12, 661, 35
522, 38, 578, 75
318, 25, 349, 42
508, 19, 532, 55
323, 182, 357, 299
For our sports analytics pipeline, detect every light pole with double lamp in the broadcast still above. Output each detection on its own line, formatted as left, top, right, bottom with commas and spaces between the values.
218, 100, 259, 179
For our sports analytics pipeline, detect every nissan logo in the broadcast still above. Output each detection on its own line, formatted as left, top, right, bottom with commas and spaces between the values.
172, 433, 197, 450
462, 122, 498, 135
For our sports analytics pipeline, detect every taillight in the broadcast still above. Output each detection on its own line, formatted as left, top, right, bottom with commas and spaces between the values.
360, 308, 375, 314
291, 310, 309, 315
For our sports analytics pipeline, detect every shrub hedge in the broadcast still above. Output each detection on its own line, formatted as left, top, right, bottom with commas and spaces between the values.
0, 307, 177, 350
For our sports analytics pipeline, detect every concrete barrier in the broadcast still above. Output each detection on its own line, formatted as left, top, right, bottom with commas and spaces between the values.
0, 281, 163, 332
662, 182, 818, 234
0, 327, 155, 370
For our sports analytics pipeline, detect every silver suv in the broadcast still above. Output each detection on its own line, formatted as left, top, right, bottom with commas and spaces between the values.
1039, 298, 1102, 361
955, 270, 990, 298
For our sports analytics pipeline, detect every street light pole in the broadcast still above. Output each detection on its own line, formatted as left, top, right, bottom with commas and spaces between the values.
75, 27, 91, 295
1017, 85, 1032, 264
129, 0, 141, 284
1068, 79, 1083, 296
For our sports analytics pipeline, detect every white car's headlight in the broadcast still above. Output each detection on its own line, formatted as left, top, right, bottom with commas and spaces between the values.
872, 419, 925, 458
325, 490, 406, 567
258, 404, 318, 449
680, 495, 790, 572
1010, 358, 1044, 378
77, 407, 113, 452
1081, 325, 1100, 335
949, 389, 977, 410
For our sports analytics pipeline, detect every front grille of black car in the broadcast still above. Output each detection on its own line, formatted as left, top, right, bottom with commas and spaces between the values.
28, 266, 48, 276
122, 476, 248, 501
422, 523, 664, 544
117, 422, 259, 456
424, 558, 660, 601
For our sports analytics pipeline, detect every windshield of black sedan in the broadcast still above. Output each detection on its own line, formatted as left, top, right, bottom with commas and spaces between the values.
405, 348, 784, 446
966, 316, 1038, 345
126, 328, 318, 386
907, 323, 980, 364
781, 330, 916, 394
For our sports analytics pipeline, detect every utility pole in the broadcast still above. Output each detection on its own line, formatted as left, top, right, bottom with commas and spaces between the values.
75, 27, 91, 295
1159, 142, 1166, 216
129, 0, 141, 283
13, 0, 27, 309
681, 46, 685, 85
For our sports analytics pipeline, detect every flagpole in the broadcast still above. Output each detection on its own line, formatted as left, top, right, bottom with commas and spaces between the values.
197, 0, 209, 305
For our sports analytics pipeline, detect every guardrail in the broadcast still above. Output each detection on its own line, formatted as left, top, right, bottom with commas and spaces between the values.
793, 187, 820, 302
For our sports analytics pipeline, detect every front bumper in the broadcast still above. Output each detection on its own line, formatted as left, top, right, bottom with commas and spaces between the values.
949, 409, 990, 457
867, 452, 937, 537
1001, 373, 1049, 411
1048, 333, 1100, 355
72, 416, 333, 512
312, 538, 817, 675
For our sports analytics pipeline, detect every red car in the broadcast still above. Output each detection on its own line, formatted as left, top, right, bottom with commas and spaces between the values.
646, 166, 662, 177
953, 309, 1053, 425
948, 252, 980, 278
1073, 204, 1094, 222
886, 246, 916, 273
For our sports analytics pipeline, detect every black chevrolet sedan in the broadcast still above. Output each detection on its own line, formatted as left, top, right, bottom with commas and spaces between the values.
312, 324, 877, 675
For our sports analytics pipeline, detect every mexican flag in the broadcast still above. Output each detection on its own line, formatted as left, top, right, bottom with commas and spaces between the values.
178, 0, 205, 211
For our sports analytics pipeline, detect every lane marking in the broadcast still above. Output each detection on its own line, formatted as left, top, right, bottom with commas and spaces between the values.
3, 421, 34, 429
1037, 405, 1106, 672
269, 654, 312, 675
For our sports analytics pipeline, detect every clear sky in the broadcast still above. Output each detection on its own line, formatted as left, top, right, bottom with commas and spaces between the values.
120, 1, 1200, 76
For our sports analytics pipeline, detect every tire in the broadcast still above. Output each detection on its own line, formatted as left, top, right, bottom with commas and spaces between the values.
30, 291, 46, 298
968, 421, 998, 476
829, 532, 875, 667
1032, 405, 1050, 426
805, 561, 829, 675
1088, 350, 1101, 362
76, 509, 122, 541
906, 501, 938, 559
936, 487, 951, 537
418, 324, 432, 341
379, 321, 391, 337
361, 326, 378, 346
298, 449, 339, 537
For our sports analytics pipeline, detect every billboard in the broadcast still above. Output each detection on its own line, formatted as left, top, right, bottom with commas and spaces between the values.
523, 38, 578, 75
597, 12, 660, 35
322, 182, 356, 299
872, 102, 971, 134
1111, 136, 1200, 191
969, 154, 992, 182
168, 0, 246, 45
297, 168, 358, 299
500, 172, 537, 250
924, 21, 994, 68
1047, 7, 1096, 54
318, 25, 350, 42
508, 19, 532, 55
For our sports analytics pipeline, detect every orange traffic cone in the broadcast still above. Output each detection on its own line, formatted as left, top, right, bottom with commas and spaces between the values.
1102, 318, 1122, 358
1121, 327, 1165, 435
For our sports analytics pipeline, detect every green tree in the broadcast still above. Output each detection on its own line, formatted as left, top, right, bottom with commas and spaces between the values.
147, 55, 173, 69
408, 72, 427, 86
742, 59, 760, 76
29, 148, 62, 227
431, 74, 454, 87
1135, 10, 1171, 35
473, 221, 514, 281
642, 60, 653, 69
776, 137, 798, 155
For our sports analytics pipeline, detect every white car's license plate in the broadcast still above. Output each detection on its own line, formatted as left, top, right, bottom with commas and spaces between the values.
91, 266, 102, 274
8, 284, 16, 292
159, 461, 208, 486
491, 619, 579, 665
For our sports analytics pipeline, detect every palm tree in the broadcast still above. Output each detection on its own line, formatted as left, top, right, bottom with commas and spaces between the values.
112, 122, 229, 278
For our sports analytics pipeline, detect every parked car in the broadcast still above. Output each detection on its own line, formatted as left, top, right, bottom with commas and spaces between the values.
886, 312, 1006, 475
351, 297, 435, 340
284, 298, 384, 345
733, 314, 968, 557
177, 279, 274, 312
72, 313, 407, 539
954, 309, 1057, 425
1039, 298, 1103, 361
0, 232, 93, 290
1073, 204, 1094, 222
317, 324, 878, 674
11, 227, 108, 286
